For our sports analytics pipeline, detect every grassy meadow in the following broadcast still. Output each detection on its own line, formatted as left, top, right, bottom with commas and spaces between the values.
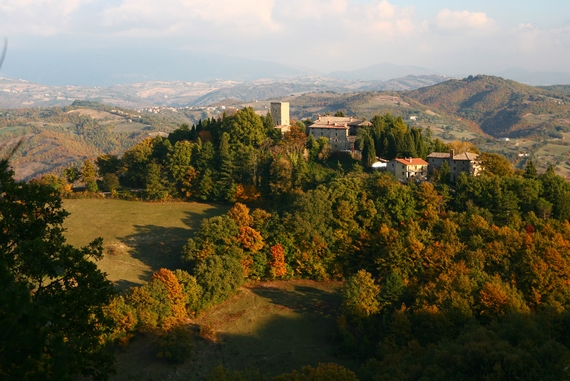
63, 199, 228, 289
111, 280, 357, 380
63, 200, 356, 379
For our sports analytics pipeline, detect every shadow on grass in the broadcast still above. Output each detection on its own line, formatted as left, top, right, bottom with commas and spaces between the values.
118, 224, 189, 282
185, 284, 356, 380
112, 282, 357, 381
249, 284, 342, 319
115, 207, 227, 283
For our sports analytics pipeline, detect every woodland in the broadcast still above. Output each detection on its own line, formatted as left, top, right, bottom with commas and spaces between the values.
2, 106, 570, 380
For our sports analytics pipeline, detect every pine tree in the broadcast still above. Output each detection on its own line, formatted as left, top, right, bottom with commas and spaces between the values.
524, 159, 538, 178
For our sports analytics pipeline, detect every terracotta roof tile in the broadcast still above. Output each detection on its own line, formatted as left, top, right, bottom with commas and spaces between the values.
394, 158, 428, 166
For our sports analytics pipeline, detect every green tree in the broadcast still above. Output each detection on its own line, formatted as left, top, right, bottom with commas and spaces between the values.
122, 138, 154, 187
96, 154, 122, 177
479, 152, 514, 177
81, 158, 99, 192
342, 270, 381, 318
264, 111, 274, 130
167, 141, 193, 179
146, 163, 169, 200
102, 173, 120, 192
358, 129, 376, 168
195, 254, 245, 310
63, 165, 80, 184
0, 160, 115, 380
216, 132, 237, 201
221, 107, 266, 147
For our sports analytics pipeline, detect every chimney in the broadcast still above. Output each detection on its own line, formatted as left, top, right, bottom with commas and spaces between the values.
450, 149, 455, 159
409, 157, 412, 163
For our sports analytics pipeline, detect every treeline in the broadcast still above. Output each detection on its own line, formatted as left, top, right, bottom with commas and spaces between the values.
77, 108, 446, 203
358, 114, 447, 166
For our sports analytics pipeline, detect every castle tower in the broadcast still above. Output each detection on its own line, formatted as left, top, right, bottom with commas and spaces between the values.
270, 102, 290, 127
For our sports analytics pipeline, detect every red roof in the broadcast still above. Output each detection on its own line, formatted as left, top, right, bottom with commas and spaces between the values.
394, 158, 428, 166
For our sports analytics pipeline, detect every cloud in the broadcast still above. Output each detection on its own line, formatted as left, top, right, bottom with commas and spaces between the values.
0, 0, 87, 36
433, 9, 495, 32
1, 0, 569, 75
101, 0, 279, 37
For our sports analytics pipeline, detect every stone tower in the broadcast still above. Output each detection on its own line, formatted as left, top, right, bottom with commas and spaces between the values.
270, 102, 290, 127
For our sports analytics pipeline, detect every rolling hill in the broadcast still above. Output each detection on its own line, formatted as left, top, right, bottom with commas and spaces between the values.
406, 75, 570, 137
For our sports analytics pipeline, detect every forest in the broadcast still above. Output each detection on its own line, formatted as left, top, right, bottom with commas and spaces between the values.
3, 107, 570, 380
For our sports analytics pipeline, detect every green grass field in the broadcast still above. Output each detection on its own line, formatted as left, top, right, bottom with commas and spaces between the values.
111, 280, 357, 380
63, 199, 228, 289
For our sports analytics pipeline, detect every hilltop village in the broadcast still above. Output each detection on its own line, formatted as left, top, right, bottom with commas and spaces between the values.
271, 101, 480, 182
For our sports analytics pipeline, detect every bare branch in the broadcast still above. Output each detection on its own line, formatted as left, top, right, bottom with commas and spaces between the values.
0, 38, 6, 70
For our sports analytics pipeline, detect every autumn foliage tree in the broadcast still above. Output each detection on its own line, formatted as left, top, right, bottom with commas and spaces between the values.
269, 244, 287, 279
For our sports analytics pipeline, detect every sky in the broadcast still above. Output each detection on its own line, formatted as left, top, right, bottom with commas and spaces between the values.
0, 0, 569, 83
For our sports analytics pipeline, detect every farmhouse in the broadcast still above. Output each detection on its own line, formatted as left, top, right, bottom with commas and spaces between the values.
427, 150, 480, 182
308, 116, 371, 151
388, 157, 428, 181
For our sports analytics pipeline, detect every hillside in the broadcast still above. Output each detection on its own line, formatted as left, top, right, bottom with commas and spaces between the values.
0, 75, 450, 109
0, 102, 191, 180
406, 75, 570, 137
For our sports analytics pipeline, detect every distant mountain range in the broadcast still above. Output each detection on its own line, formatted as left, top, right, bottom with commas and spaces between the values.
329, 63, 437, 81
1, 46, 569, 87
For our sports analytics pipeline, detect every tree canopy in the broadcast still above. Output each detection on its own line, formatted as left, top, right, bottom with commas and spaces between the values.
0, 159, 115, 380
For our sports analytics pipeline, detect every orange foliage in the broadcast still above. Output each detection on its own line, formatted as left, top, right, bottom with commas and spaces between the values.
241, 255, 254, 278
234, 184, 261, 202
228, 202, 253, 227
479, 281, 510, 316
151, 268, 187, 322
270, 244, 287, 278
181, 166, 197, 198
237, 226, 264, 253
103, 296, 137, 346
447, 140, 480, 154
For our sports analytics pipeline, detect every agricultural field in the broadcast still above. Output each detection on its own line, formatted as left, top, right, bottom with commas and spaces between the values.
0, 126, 28, 137
63, 199, 228, 289
111, 280, 357, 380
113, 122, 152, 133
536, 143, 570, 157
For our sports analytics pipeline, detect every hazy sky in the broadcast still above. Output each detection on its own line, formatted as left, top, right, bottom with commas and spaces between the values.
0, 0, 569, 76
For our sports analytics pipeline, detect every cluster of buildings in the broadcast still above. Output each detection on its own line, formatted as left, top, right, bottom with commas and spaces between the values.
269, 101, 481, 182
387, 150, 480, 182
